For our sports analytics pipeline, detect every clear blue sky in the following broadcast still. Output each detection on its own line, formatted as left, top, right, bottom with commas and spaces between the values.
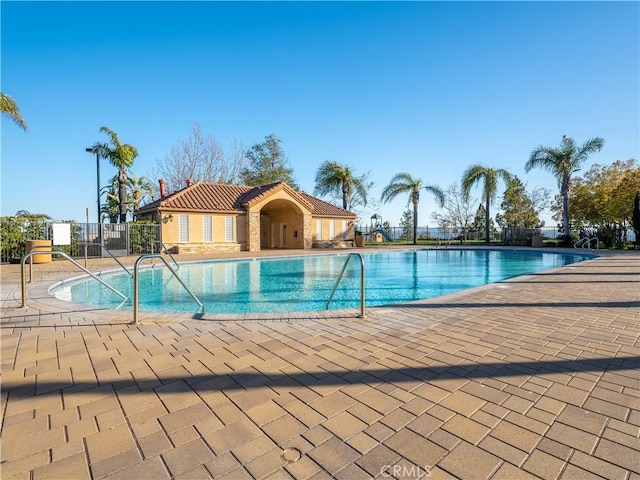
2, 1, 638, 227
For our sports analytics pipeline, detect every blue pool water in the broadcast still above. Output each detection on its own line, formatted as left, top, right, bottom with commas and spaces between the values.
51, 249, 592, 314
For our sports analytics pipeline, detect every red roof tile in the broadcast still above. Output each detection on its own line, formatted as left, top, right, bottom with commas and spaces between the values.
138, 182, 355, 218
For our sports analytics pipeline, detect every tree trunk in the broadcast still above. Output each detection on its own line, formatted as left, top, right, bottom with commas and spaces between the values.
562, 192, 570, 239
118, 169, 128, 224
342, 180, 348, 210
412, 199, 419, 245
485, 197, 491, 244
632, 193, 640, 246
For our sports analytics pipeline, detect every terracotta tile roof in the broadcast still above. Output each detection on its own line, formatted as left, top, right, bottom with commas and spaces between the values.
300, 192, 355, 217
242, 182, 314, 211
138, 182, 355, 218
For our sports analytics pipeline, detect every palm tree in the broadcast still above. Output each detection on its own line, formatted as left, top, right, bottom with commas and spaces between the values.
1, 93, 28, 131
314, 160, 368, 210
15, 210, 51, 241
381, 173, 444, 245
526, 135, 604, 240
127, 172, 154, 220
100, 183, 120, 224
461, 165, 512, 244
93, 127, 138, 224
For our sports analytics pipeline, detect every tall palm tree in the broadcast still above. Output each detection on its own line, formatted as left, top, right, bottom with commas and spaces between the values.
461, 165, 512, 244
313, 161, 368, 210
526, 135, 604, 240
93, 126, 138, 224
1, 93, 28, 131
381, 173, 444, 245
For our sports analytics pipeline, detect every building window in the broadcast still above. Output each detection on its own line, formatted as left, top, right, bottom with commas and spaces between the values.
179, 215, 189, 242
315, 219, 322, 240
203, 216, 212, 242
329, 219, 335, 240
342, 220, 347, 240
225, 216, 234, 242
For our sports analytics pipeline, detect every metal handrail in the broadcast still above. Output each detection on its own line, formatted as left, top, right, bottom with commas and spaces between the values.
574, 236, 599, 251
25, 244, 55, 284
574, 237, 588, 248
79, 241, 132, 276
153, 241, 179, 270
437, 238, 452, 249
325, 253, 365, 318
21, 250, 127, 308
133, 254, 203, 324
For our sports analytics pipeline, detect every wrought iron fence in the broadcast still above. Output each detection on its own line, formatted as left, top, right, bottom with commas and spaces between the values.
356, 225, 636, 245
2, 218, 636, 263
0, 220, 161, 263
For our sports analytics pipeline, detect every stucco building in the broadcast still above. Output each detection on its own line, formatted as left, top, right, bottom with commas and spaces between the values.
137, 180, 357, 253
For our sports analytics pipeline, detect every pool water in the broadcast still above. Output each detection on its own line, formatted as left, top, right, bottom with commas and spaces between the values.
51, 249, 592, 314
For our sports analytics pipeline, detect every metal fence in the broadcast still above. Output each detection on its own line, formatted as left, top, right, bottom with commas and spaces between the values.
356, 225, 637, 245
0, 220, 161, 263
2, 218, 637, 263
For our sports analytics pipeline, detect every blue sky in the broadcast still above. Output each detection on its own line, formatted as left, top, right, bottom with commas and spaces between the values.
2, 1, 638, 227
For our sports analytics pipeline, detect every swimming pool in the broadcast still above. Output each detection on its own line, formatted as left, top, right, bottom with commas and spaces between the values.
50, 249, 593, 314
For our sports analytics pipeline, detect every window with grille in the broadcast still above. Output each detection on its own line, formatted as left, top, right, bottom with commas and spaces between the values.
203, 216, 212, 242
179, 215, 189, 242
225, 216, 234, 242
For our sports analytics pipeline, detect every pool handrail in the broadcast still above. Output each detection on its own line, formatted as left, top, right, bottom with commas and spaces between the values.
574, 236, 599, 251
78, 241, 132, 276
325, 252, 366, 318
132, 254, 204, 324
152, 241, 179, 270
20, 250, 128, 308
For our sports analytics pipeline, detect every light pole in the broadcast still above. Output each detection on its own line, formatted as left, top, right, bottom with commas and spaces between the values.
85, 147, 100, 224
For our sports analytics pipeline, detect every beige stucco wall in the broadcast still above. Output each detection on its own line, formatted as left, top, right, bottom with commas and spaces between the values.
158, 211, 246, 251
249, 190, 312, 214
142, 201, 353, 252
312, 217, 352, 241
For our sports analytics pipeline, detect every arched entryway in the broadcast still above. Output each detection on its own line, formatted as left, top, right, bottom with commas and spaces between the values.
259, 199, 304, 249
244, 182, 314, 252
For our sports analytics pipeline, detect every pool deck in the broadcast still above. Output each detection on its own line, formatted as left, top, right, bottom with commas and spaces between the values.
1, 246, 639, 480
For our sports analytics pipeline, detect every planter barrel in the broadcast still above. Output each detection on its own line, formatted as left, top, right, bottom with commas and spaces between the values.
531, 234, 543, 248
26, 239, 53, 263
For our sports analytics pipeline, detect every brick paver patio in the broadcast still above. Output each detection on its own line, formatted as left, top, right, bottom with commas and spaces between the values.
1, 247, 639, 479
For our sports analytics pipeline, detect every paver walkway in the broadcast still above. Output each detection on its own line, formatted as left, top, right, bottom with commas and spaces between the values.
1, 248, 639, 479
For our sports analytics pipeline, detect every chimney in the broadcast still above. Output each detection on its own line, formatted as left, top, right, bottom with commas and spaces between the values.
159, 179, 166, 198
186, 179, 193, 187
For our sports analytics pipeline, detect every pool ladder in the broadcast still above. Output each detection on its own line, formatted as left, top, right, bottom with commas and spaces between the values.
20, 248, 203, 324
326, 252, 366, 318
20, 249, 128, 308
78, 241, 133, 275
574, 236, 599, 251
152, 241, 180, 270
22, 249, 361, 322
132, 254, 204, 324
